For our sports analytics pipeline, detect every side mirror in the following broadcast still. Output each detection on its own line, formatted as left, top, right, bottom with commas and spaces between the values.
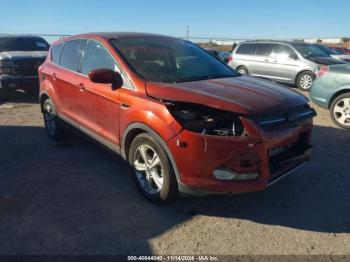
88, 69, 123, 90
289, 53, 298, 60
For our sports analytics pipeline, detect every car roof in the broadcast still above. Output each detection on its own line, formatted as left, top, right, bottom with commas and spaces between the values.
88, 32, 173, 39
0, 34, 45, 39
54, 32, 175, 45
238, 40, 310, 46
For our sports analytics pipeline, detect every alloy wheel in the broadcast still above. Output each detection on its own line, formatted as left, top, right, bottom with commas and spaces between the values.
333, 98, 350, 126
299, 74, 313, 90
133, 144, 164, 194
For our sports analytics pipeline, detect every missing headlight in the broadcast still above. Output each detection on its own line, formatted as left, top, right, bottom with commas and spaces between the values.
166, 102, 244, 136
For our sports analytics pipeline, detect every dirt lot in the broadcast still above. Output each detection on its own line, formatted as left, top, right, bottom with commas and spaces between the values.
0, 89, 349, 256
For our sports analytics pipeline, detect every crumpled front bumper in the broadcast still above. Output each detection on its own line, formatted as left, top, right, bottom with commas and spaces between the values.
167, 118, 313, 196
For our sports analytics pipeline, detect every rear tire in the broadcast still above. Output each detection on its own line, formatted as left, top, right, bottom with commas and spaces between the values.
296, 71, 314, 91
330, 93, 350, 129
237, 66, 248, 75
128, 133, 178, 203
42, 99, 66, 140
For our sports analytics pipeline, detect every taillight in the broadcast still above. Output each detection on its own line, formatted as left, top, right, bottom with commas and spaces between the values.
316, 65, 329, 78
228, 56, 233, 62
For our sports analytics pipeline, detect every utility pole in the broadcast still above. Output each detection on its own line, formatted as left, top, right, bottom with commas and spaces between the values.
186, 26, 189, 40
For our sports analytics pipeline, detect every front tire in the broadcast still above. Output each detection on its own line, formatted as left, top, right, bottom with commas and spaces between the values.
129, 133, 178, 203
330, 93, 350, 129
42, 99, 66, 140
297, 71, 314, 91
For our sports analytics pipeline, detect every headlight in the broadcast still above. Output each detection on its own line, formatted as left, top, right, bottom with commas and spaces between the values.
166, 102, 245, 136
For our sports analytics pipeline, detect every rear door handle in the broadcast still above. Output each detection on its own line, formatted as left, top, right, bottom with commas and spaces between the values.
78, 83, 85, 92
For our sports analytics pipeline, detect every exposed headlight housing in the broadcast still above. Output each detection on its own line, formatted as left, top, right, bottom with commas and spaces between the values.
166, 102, 245, 136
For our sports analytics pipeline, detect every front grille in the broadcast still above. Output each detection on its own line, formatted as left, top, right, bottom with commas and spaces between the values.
13, 59, 44, 67
15, 67, 39, 77
256, 106, 317, 129
12, 59, 44, 77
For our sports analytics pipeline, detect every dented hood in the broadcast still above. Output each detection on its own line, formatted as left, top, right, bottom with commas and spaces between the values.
146, 75, 308, 115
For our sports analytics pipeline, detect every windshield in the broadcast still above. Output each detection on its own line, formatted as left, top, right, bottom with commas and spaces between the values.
111, 37, 238, 83
293, 44, 329, 58
0, 37, 49, 52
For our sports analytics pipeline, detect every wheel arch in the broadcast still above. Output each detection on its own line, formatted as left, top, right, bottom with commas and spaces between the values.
121, 122, 181, 184
328, 88, 350, 109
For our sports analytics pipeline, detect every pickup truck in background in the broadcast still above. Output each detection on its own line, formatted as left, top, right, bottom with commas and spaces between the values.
0, 35, 49, 96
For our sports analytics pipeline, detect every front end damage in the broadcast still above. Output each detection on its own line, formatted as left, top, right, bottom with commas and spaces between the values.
163, 101, 316, 196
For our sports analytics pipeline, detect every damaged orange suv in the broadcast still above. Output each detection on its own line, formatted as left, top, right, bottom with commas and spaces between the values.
39, 33, 316, 202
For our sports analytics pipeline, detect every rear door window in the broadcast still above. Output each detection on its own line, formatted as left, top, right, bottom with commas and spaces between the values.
256, 44, 275, 57
273, 44, 297, 59
236, 44, 256, 55
51, 43, 63, 64
59, 40, 83, 72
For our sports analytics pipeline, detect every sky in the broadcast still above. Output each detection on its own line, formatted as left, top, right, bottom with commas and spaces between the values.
1, 0, 349, 41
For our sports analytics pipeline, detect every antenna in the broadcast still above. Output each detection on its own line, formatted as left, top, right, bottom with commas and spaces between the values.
186, 26, 189, 40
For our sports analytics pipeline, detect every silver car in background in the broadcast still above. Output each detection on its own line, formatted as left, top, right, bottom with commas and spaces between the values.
228, 41, 344, 90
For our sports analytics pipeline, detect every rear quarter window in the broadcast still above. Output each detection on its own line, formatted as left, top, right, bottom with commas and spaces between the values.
236, 44, 256, 55
50, 44, 63, 64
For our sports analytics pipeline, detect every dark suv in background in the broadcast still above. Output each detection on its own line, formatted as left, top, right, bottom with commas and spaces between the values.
0, 35, 49, 96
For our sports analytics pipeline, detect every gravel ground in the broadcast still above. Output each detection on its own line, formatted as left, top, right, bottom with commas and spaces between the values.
0, 89, 349, 256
